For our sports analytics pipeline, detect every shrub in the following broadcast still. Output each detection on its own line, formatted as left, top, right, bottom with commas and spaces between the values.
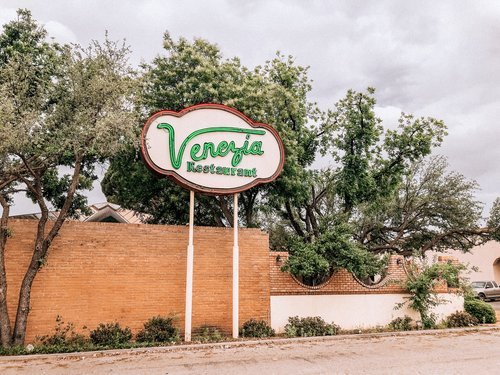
421, 313, 438, 329
193, 326, 224, 343
36, 315, 87, 348
90, 323, 132, 346
388, 316, 413, 331
464, 299, 497, 324
445, 311, 479, 328
239, 319, 275, 338
398, 261, 466, 330
0, 345, 28, 356
136, 316, 179, 343
284, 316, 340, 337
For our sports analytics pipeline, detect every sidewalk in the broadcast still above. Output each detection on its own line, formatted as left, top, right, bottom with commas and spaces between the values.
2, 325, 500, 362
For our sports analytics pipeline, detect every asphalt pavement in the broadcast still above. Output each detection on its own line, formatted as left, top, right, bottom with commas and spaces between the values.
488, 300, 500, 310
1, 328, 500, 374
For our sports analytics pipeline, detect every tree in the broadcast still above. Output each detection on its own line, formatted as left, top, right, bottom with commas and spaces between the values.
285, 88, 447, 235
0, 9, 137, 346
355, 155, 496, 256
277, 88, 451, 282
102, 32, 500, 285
281, 220, 385, 286
270, 88, 500, 283
102, 33, 317, 228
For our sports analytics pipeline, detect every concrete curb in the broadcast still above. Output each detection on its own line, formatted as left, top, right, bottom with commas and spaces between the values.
2, 325, 499, 362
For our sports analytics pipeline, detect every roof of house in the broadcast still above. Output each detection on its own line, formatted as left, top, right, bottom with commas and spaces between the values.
10, 202, 148, 224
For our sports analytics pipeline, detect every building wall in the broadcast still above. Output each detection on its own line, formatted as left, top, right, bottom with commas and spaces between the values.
269, 252, 461, 331
270, 252, 449, 296
429, 242, 500, 283
4, 219, 468, 342
270, 294, 463, 331
4, 220, 270, 343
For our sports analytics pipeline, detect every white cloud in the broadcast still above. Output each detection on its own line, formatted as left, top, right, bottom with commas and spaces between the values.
44, 20, 78, 44
0, 7, 16, 27
1, 0, 500, 212
376, 106, 402, 130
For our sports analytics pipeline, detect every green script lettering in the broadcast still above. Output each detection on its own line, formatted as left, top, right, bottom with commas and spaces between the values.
157, 123, 266, 168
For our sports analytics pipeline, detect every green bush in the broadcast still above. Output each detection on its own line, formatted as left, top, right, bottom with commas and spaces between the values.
193, 326, 224, 343
36, 315, 87, 348
90, 323, 132, 346
421, 313, 438, 329
239, 319, 275, 338
388, 316, 413, 331
398, 261, 465, 330
284, 316, 340, 337
0, 345, 30, 356
136, 316, 179, 343
464, 299, 497, 324
445, 311, 479, 328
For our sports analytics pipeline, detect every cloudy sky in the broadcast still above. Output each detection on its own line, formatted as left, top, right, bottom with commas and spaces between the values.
2, 0, 500, 216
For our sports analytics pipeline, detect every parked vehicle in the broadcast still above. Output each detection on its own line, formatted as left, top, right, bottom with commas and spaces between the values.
470, 281, 500, 301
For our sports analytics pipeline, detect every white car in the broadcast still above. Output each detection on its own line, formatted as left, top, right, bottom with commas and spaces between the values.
470, 281, 500, 301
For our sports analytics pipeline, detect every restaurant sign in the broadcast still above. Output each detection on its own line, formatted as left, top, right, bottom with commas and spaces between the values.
141, 104, 285, 194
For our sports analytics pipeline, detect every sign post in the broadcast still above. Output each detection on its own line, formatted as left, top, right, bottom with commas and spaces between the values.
141, 104, 284, 341
185, 190, 195, 342
232, 193, 239, 338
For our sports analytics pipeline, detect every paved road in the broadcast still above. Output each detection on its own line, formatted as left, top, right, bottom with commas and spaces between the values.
1, 329, 499, 375
488, 300, 500, 310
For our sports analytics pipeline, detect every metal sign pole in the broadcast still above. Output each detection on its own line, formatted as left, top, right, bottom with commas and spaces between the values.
185, 190, 195, 342
232, 193, 239, 338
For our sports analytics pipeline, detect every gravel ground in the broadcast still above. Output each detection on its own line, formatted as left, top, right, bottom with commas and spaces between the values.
1, 328, 500, 375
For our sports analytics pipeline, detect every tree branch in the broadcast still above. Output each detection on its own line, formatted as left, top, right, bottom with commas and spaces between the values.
285, 199, 305, 238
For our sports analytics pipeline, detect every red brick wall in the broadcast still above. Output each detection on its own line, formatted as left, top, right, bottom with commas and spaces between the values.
270, 252, 449, 295
4, 220, 270, 342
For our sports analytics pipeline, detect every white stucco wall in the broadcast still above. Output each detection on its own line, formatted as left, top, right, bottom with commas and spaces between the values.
271, 293, 464, 331
429, 241, 500, 283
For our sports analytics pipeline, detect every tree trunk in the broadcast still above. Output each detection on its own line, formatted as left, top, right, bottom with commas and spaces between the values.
306, 205, 319, 239
12, 258, 40, 345
12, 157, 82, 345
12, 212, 48, 345
241, 190, 258, 228
0, 194, 13, 347
284, 199, 306, 238
216, 196, 234, 226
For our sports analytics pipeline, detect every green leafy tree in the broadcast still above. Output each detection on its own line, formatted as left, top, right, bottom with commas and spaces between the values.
102, 33, 317, 228
102, 32, 500, 286
281, 220, 384, 284
279, 88, 500, 283
280, 88, 445, 242
279, 88, 450, 282
487, 197, 500, 241
355, 155, 496, 256
397, 261, 466, 328
0, 10, 138, 346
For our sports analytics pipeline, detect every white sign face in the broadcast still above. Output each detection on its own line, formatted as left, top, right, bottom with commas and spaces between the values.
141, 104, 285, 194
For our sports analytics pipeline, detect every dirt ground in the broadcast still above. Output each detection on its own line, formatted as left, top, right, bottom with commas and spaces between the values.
1, 328, 499, 375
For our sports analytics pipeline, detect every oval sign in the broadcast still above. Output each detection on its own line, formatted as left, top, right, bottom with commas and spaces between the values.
141, 104, 285, 194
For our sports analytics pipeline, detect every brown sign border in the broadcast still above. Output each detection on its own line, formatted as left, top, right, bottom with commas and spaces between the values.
141, 103, 285, 195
